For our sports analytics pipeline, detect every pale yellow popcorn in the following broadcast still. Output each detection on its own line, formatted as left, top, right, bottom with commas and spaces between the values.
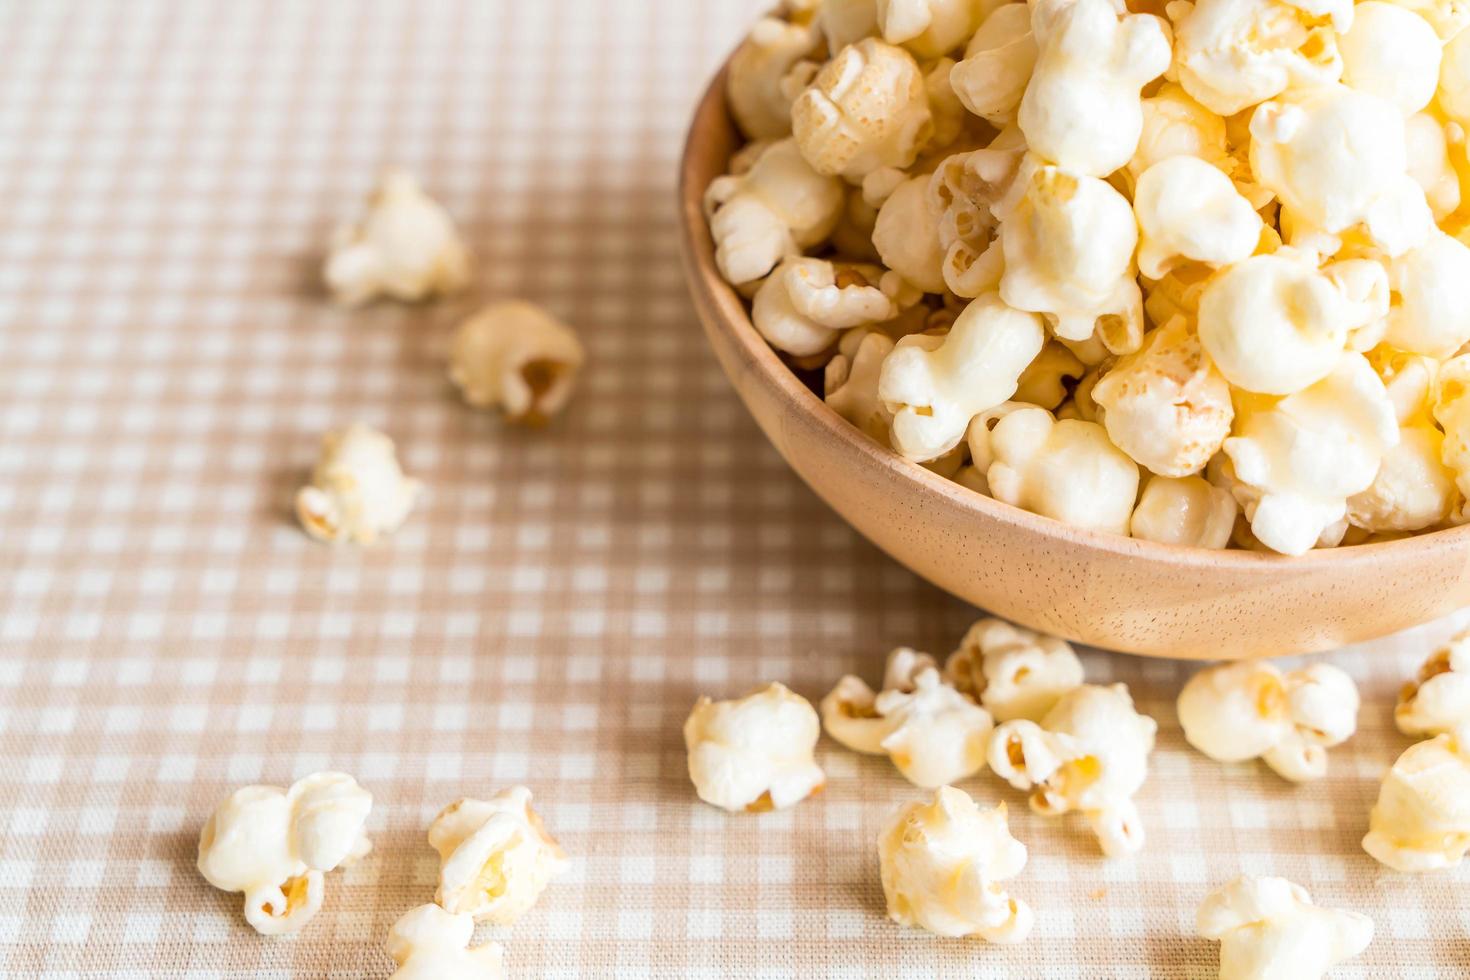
1125, 83, 1234, 192
1129, 475, 1238, 548
1250, 85, 1433, 256
685, 682, 825, 812
1339, 2, 1441, 115
979, 407, 1140, 534
927, 128, 1029, 297
1405, 113, 1463, 221
1171, 0, 1345, 118
946, 617, 1085, 722
1363, 729, 1470, 871
1346, 424, 1457, 531
1223, 353, 1399, 554
1092, 317, 1235, 478
1383, 230, 1470, 357
821, 646, 939, 753
873, 175, 948, 293
197, 772, 372, 935
449, 301, 586, 424
1370, 344, 1439, 425
1197, 249, 1384, 395
1133, 156, 1262, 280
1177, 660, 1359, 781
791, 38, 933, 181
1432, 353, 1470, 519
324, 171, 470, 307
949, 4, 1037, 125
1142, 261, 1212, 329
988, 684, 1157, 856
727, 16, 823, 140
1386, 0, 1470, 37
296, 424, 421, 545
1017, 0, 1171, 177
876, 0, 984, 58
820, 0, 882, 50
1441, 27, 1470, 129
878, 787, 1033, 942
1397, 629, 1470, 737
878, 291, 1046, 461
1013, 341, 1085, 411
752, 257, 915, 357
703, 138, 845, 287
386, 904, 505, 980
1197, 876, 1374, 980
826, 330, 899, 443
998, 156, 1142, 345
428, 786, 568, 925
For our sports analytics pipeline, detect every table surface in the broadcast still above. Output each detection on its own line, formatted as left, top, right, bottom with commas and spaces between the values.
1, 1, 1468, 977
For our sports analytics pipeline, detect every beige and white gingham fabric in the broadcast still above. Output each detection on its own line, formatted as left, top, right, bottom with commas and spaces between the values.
0, 1, 1467, 976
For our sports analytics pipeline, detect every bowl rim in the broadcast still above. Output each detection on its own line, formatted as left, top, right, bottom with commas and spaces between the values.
678, 64, 1470, 572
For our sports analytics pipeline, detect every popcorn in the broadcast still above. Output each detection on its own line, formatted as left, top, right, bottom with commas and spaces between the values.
821, 653, 995, 787
1171, 0, 1345, 117
1223, 353, 1399, 554
1091, 316, 1235, 478
1177, 660, 1360, 781
946, 617, 1085, 722
1346, 423, 1457, 532
449, 301, 586, 424
1339, 2, 1442, 115
1250, 85, 1433, 256
1396, 629, 1470, 737
1405, 113, 1463, 221
1433, 353, 1470, 517
1016, 0, 1171, 177
727, 17, 823, 140
876, 0, 984, 58
1363, 730, 1470, 871
1383, 230, 1470, 358
1126, 83, 1233, 191
428, 786, 568, 925
878, 291, 1046, 461
1129, 475, 1238, 548
386, 904, 505, 980
1440, 26, 1470, 128
323, 171, 470, 307
978, 407, 1141, 534
1196, 249, 1383, 395
872, 175, 948, 293
820, 0, 882, 51
196, 772, 372, 935
1013, 340, 1085, 411
988, 683, 1157, 856
998, 156, 1143, 346
949, 4, 1037, 125
878, 787, 1033, 942
685, 682, 825, 811
1196, 876, 1374, 980
752, 257, 915, 357
1389, 0, 1470, 37
928, 129, 1029, 296
704, 138, 845, 287
1133, 156, 1262, 280
296, 424, 421, 545
826, 330, 899, 443
791, 38, 933, 181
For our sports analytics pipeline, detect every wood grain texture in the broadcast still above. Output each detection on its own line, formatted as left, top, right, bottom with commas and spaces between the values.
677, 67, 1470, 659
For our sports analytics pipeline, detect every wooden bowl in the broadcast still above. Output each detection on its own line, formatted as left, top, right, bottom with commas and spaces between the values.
676, 68, 1470, 659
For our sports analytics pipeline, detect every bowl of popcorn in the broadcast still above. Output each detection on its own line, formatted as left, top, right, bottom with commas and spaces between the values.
679, 0, 1470, 658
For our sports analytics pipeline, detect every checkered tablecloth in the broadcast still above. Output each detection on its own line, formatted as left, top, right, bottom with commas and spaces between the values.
1, 1, 1468, 976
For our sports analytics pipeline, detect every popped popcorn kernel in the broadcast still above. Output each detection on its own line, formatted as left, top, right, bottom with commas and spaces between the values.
1363, 729, 1470, 871
386, 904, 505, 980
428, 786, 568, 925
449, 301, 586, 424
1197, 876, 1373, 980
296, 424, 421, 545
685, 682, 825, 812
1396, 629, 1470, 738
324, 171, 469, 307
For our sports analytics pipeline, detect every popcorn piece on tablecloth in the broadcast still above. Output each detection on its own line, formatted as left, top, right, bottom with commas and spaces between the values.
1197, 876, 1373, 980
296, 424, 421, 545
1177, 660, 1360, 781
1397, 629, 1470, 738
197, 772, 372, 935
878, 786, 1033, 942
428, 786, 568, 925
324, 171, 469, 307
685, 682, 826, 811
449, 301, 585, 424
386, 904, 505, 980
1363, 729, 1470, 871
945, 617, 1084, 722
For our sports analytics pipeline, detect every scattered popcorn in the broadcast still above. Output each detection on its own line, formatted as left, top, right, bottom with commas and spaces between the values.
790, 38, 933, 181
704, 138, 845, 287
1396, 629, 1470, 737
949, 4, 1037, 126
1197, 876, 1374, 980
324, 171, 470, 307
988, 684, 1157, 856
727, 16, 822, 140
1339, 1, 1441, 115
1177, 660, 1359, 781
1129, 475, 1238, 548
428, 786, 568, 925
878, 291, 1045, 461
197, 772, 372, 935
878, 786, 1033, 942
946, 617, 1084, 722
1133, 156, 1262, 281
449, 301, 585, 424
821, 649, 994, 787
1363, 729, 1470, 871
296, 424, 421, 545
386, 904, 504, 980
685, 682, 825, 811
